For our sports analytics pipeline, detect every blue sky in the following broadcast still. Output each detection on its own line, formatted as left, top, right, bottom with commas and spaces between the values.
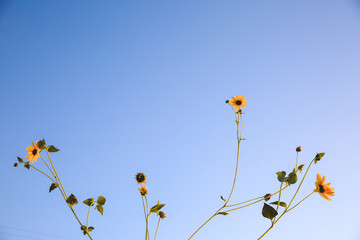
1, 0, 360, 239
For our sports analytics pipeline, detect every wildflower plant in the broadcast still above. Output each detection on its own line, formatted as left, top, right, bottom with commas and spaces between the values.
13, 139, 106, 239
13, 94, 334, 239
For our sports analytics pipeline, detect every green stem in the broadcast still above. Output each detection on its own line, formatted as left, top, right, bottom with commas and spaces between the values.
225, 112, 243, 205
29, 164, 56, 183
142, 197, 148, 240
287, 159, 314, 209
154, 217, 161, 240
295, 152, 299, 171
86, 205, 92, 228
40, 155, 55, 177
273, 182, 284, 222
287, 192, 314, 212
46, 149, 68, 199
145, 196, 150, 240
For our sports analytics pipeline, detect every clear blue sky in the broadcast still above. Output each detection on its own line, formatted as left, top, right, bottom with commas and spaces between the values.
1, 0, 360, 239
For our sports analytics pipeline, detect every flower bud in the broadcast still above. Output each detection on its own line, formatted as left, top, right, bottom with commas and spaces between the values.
159, 211, 166, 219
296, 146, 302, 152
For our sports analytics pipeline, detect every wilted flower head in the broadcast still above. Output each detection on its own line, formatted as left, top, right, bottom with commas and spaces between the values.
138, 185, 148, 196
159, 211, 166, 219
314, 173, 334, 201
135, 172, 147, 185
229, 95, 247, 110
296, 146, 302, 152
25, 142, 41, 163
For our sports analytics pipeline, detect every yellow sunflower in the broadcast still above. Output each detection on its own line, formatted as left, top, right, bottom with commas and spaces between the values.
314, 173, 335, 201
229, 95, 247, 110
25, 142, 41, 163
138, 185, 148, 196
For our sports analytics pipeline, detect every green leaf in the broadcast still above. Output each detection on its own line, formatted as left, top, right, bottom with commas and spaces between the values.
287, 172, 297, 185
314, 152, 325, 164
218, 212, 229, 215
83, 198, 94, 206
24, 162, 30, 170
13, 163, 19, 167
81, 225, 94, 235
66, 194, 78, 206
150, 203, 165, 213
88, 226, 94, 232
95, 205, 104, 215
97, 196, 106, 206
298, 164, 304, 173
49, 183, 58, 193
220, 196, 226, 202
262, 203, 278, 220
17, 156, 24, 163
37, 139, 46, 150
269, 201, 287, 208
48, 145, 60, 152
276, 171, 286, 182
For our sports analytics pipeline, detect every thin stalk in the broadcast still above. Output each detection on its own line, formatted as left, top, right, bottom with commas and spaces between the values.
224, 198, 264, 213
46, 149, 68, 199
142, 197, 148, 240
154, 217, 161, 240
225, 112, 243, 205
274, 182, 284, 222
287, 159, 314, 209
39, 155, 55, 177
295, 152, 299, 171
29, 164, 56, 183
86, 205, 92, 228
145, 196, 150, 240
225, 196, 264, 208
287, 192, 314, 212
188, 111, 243, 240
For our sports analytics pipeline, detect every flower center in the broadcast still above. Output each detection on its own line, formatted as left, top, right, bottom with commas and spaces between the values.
236, 100, 242, 105
32, 149, 38, 155
319, 184, 325, 193
137, 175, 145, 182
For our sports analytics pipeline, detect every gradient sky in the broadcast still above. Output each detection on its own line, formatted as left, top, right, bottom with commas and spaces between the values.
1, 0, 360, 239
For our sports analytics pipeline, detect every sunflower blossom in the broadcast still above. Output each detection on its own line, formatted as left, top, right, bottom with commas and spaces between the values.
25, 142, 41, 163
229, 95, 247, 110
314, 173, 335, 201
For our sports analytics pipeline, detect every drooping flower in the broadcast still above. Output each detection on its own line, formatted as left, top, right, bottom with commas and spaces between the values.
135, 172, 147, 185
138, 185, 148, 196
159, 211, 166, 219
25, 142, 41, 163
229, 95, 247, 110
314, 173, 335, 201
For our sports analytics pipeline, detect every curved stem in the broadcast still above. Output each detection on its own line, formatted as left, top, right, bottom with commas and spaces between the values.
86, 205, 92, 228
40, 155, 55, 177
224, 198, 263, 213
225, 113, 243, 205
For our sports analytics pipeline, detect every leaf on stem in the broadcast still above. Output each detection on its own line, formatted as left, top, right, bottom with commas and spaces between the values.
49, 183, 58, 193
95, 205, 104, 215
150, 201, 165, 214
24, 162, 30, 170
81, 225, 95, 235
287, 171, 297, 185
66, 194, 78, 206
37, 139, 47, 150
48, 145, 60, 152
314, 152, 325, 164
97, 196, 106, 206
83, 198, 94, 206
13, 163, 19, 167
220, 196, 226, 202
262, 203, 278, 220
276, 171, 287, 182
17, 156, 24, 163
218, 212, 229, 215
269, 201, 287, 208
298, 164, 305, 173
